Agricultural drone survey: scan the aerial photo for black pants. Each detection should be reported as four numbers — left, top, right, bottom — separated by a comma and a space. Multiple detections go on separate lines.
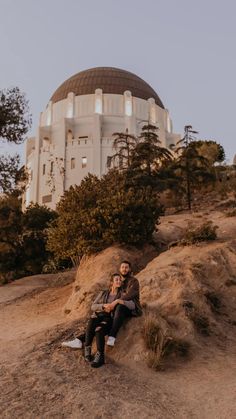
85, 315, 112, 353
109, 304, 132, 338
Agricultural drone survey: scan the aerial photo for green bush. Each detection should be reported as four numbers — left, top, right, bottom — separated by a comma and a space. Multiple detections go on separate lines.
47, 170, 162, 262
0, 197, 56, 280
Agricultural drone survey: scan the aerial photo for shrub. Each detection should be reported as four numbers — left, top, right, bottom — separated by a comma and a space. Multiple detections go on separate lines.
47, 171, 162, 262
180, 221, 218, 245
142, 314, 190, 370
0, 197, 56, 280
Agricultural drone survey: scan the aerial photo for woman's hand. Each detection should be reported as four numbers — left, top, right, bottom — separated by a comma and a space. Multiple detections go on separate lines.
109, 299, 124, 310
103, 304, 112, 313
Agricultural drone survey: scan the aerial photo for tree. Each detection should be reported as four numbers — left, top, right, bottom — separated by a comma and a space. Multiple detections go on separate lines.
0, 197, 56, 282
0, 87, 31, 197
193, 140, 225, 165
173, 126, 213, 210
0, 87, 31, 144
47, 170, 163, 262
127, 124, 172, 189
111, 130, 138, 169
0, 154, 28, 195
20, 204, 57, 275
0, 196, 23, 282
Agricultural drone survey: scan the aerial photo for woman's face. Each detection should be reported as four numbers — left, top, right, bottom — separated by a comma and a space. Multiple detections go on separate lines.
112, 275, 122, 289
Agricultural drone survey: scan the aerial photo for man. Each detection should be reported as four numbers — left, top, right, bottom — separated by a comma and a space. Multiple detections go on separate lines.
105, 260, 142, 347
61, 260, 142, 349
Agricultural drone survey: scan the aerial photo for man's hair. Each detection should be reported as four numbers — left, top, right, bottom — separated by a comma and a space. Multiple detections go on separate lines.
120, 260, 131, 267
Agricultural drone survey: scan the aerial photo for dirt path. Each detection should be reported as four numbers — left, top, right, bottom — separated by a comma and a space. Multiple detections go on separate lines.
0, 278, 236, 418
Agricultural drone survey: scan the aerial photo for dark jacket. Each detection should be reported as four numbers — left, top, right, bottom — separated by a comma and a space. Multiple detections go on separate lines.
120, 275, 142, 316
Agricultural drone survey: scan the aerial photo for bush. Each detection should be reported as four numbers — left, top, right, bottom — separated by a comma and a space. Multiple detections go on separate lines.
180, 221, 218, 245
47, 171, 162, 262
0, 197, 56, 280
142, 314, 190, 370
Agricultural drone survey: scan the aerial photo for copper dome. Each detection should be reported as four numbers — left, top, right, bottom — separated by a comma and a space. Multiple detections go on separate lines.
50, 67, 164, 108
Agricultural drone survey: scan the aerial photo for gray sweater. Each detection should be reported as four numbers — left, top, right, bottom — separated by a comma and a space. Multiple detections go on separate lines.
91, 290, 135, 312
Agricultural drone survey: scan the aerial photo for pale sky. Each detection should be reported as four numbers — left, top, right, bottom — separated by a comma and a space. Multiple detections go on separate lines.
1, 0, 235, 162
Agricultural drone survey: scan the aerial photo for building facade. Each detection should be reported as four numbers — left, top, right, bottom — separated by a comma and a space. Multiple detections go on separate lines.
24, 67, 180, 209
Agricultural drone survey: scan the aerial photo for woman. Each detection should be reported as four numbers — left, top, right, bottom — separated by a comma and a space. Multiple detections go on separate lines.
84, 273, 122, 368
61, 273, 135, 367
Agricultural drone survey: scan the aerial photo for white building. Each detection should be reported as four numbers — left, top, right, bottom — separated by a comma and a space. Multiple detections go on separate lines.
24, 67, 180, 209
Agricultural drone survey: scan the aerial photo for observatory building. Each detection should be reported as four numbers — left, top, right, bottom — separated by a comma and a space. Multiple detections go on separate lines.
25, 67, 180, 209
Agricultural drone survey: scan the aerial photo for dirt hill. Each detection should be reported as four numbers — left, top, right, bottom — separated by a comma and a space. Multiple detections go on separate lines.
0, 209, 236, 418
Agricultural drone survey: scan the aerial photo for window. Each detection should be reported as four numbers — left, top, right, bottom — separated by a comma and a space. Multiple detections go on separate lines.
124, 91, 132, 116
43, 164, 46, 175
71, 158, 75, 169
50, 161, 54, 173
95, 88, 103, 114
82, 157, 87, 168
42, 195, 52, 204
95, 97, 102, 114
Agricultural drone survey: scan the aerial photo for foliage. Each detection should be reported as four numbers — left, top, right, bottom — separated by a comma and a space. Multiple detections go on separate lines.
193, 140, 225, 164
0, 197, 56, 282
0, 196, 22, 282
111, 131, 138, 169
47, 171, 162, 262
173, 137, 213, 210
0, 87, 32, 144
19, 204, 57, 276
0, 86, 31, 198
0, 154, 28, 195
123, 124, 173, 193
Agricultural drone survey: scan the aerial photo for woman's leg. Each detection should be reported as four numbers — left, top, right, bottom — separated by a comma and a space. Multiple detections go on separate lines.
85, 317, 100, 347
95, 318, 112, 353
91, 318, 112, 368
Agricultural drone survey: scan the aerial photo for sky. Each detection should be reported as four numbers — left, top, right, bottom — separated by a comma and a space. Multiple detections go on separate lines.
0, 0, 236, 162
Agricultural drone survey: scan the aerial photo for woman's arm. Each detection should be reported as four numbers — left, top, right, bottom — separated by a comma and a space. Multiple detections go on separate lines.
108, 298, 135, 311
91, 291, 105, 312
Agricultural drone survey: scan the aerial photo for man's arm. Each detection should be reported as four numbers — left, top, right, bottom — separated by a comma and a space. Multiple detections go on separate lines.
120, 278, 140, 301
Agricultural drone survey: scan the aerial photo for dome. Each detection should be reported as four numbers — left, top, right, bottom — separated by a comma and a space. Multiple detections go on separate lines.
50, 67, 164, 108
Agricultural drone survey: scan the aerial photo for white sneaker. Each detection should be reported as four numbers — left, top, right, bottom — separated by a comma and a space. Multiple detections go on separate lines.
61, 338, 82, 349
106, 336, 116, 347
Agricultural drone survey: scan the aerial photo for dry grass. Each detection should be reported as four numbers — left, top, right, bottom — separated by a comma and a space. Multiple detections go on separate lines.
179, 221, 218, 246
142, 314, 190, 370
183, 300, 211, 336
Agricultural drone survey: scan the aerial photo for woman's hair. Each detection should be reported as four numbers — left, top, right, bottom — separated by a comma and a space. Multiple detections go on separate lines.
109, 273, 121, 289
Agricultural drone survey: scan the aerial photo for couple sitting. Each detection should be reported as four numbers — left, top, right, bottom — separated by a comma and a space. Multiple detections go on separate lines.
62, 261, 142, 368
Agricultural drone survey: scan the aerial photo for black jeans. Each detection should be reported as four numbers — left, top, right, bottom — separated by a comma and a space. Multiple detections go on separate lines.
85, 315, 112, 353
109, 304, 132, 338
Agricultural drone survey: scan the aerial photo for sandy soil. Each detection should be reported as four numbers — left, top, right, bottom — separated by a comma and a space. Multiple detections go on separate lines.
1, 212, 236, 418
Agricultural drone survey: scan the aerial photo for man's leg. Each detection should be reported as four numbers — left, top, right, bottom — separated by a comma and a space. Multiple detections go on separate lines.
109, 304, 132, 338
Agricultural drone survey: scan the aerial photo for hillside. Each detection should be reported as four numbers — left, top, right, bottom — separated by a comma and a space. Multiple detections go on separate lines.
0, 209, 236, 418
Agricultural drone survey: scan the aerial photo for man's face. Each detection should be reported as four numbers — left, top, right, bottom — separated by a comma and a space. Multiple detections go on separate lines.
119, 263, 130, 278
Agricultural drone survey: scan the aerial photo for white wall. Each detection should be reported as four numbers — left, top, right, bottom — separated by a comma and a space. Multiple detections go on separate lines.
25, 91, 180, 209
